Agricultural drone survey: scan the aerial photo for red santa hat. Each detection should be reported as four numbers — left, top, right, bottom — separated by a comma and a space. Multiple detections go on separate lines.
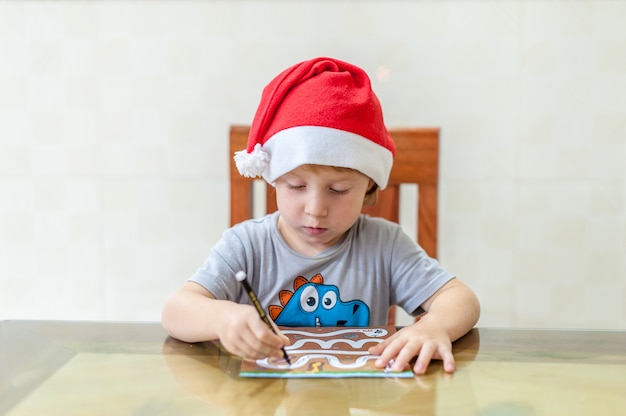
234, 57, 395, 189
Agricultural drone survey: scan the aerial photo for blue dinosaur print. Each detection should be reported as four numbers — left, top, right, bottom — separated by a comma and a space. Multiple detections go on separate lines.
268, 274, 369, 327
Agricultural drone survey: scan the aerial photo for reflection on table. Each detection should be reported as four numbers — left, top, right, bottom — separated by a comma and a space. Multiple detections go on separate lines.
1, 321, 625, 415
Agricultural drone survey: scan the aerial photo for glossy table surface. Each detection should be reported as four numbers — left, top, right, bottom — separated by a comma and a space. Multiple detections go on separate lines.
1, 320, 625, 415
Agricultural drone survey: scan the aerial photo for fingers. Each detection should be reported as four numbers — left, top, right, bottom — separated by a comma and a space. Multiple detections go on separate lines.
243, 323, 287, 359
279, 332, 292, 346
368, 334, 393, 355
412, 341, 437, 374
440, 348, 456, 373
371, 336, 455, 375
372, 337, 404, 370
219, 306, 288, 360
228, 328, 285, 360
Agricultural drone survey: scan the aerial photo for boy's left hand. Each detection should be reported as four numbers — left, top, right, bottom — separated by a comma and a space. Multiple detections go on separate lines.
368, 319, 455, 375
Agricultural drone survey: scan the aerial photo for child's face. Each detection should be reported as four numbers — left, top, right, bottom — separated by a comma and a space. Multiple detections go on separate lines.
274, 164, 372, 256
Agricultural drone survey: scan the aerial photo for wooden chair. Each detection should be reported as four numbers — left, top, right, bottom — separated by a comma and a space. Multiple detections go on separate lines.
229, 125, 440, 324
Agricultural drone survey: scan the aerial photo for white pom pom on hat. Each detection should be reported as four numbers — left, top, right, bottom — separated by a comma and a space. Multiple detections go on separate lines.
234, 57, 396, 189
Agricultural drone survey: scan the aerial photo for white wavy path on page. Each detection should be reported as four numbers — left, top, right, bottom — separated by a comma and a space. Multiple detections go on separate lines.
282, 328, 389, 338
290, 349, 374, 356
283, 327, 388, 350
286, 337, 384, 350
256, 328, 391, 370
256, 353, 381, 370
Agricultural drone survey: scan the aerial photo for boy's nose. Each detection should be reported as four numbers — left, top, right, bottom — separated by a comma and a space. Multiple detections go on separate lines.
304, 194, 328, 217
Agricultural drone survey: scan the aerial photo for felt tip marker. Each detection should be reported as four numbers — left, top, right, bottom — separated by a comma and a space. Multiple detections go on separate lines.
235, 271, 291, 366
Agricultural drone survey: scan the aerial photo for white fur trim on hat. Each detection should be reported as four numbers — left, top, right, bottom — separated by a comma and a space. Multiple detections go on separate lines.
234, 143, 270, 178
260, 126, 393, 189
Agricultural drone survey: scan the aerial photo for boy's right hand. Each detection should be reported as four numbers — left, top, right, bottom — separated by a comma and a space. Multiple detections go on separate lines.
215, 303, 290, 361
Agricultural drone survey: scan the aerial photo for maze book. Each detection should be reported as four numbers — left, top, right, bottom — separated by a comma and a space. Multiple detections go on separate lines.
239, 326, 414, 378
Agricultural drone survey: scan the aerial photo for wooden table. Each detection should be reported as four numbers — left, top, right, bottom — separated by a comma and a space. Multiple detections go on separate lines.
1, 320, 625, 415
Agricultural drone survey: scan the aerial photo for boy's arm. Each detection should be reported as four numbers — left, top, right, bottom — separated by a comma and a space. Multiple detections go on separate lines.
419, 277, 481, 342
161, 281, 290, 360
161, 281, 227, 343
370, 278, 480, 374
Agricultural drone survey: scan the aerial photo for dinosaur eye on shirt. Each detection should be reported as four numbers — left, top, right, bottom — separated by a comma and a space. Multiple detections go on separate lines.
299, 285, 318, 312
321, 291, 337, 310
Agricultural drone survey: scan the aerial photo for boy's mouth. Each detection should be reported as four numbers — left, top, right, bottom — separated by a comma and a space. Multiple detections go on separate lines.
303, 226, 327, 236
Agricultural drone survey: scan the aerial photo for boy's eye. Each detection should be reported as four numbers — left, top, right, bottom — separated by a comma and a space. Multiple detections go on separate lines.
288, 184, 305, 190
330, 188, 349, 195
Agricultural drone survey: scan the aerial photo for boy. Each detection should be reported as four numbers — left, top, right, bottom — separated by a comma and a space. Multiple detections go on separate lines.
162, 57, 480, 374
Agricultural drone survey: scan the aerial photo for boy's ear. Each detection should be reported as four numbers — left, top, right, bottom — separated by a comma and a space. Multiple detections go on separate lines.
363, 182, 378, 206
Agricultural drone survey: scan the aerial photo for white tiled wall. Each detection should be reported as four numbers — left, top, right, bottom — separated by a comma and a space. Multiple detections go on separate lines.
1, 1, 625, 329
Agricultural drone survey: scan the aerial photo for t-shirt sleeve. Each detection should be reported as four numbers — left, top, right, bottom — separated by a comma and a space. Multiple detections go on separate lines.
187, 227, 248, 302
388, 224, 455, 316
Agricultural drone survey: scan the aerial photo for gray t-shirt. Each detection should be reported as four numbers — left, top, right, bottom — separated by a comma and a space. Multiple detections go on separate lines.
189, 212, 454, 327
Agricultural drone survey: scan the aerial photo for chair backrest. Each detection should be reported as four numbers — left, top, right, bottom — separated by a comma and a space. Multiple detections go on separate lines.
229, 125, 440, 258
